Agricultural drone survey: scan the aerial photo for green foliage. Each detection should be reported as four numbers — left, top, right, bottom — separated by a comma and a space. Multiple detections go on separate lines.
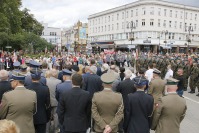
0, 0, 50, 52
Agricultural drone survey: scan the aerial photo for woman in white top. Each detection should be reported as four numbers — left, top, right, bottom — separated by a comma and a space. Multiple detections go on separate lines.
164, 64, 173, 80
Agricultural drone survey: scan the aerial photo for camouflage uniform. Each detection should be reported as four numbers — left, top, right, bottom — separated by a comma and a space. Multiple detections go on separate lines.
189, 63, 199, 93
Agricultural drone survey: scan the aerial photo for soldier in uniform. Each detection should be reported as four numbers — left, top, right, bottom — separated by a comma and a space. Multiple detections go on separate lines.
189, 62, 199, 94
56, 69, 72, 102
24, 60, 46, 86
9, 61, 21, 79
19, 64, 29, 76
183, 58, 190, 91
0, 72, 37, 133
124, 76, 154, 133
151, 78, 187, 133
148, 69, 165, 104
25, 68, 51, 133
92, 72, 124, 133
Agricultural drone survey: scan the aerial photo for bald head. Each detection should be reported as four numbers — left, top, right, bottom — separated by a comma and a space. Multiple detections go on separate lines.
0, 70, 9, 81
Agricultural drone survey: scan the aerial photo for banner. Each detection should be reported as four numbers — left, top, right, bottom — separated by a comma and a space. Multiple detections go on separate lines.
104, 49, 115, 54
79, 28, 87, 39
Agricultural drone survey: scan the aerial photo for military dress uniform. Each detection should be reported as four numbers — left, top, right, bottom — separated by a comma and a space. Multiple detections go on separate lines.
151, 78, 187, 133
0, 73, 37, 133
148, 69, 165, 104
92, 72, 124, 133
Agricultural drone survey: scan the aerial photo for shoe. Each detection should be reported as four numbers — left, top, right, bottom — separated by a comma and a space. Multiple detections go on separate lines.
196, 93, 199, 96
184, 87, 187, 91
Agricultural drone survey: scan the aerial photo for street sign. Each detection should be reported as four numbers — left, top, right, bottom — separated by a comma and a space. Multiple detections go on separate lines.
6, 46, 12, 49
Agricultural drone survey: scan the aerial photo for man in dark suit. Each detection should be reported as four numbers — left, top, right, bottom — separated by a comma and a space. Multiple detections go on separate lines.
82, 66, 103, 97
117, 69, 136, 131
58, 74, 91, 133
0, 70, 12, 102
124, 76, 154, 133
25, 68, 51, 133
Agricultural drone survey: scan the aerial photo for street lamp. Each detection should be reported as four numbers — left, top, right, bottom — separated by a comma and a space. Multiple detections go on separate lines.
161, 30, 168, 53
127, 21, 136, 46
185, 24, 193, 54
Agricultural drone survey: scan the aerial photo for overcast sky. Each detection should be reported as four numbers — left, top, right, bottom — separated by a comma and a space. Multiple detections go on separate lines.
21, 0, 198, 28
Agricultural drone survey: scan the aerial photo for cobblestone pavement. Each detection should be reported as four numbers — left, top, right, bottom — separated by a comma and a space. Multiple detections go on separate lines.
151, 88, 199, 133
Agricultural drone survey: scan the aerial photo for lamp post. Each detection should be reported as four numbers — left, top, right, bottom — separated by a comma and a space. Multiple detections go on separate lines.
127, 21, 136, 46
185, 24, 193, 54
161, 30, 168, 54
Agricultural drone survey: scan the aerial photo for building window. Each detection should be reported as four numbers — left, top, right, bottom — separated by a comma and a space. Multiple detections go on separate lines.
105, 25, 106, 31
112, 24, 114, 30
195, 14, 197, 20
142, 19, 145, 26
98, 18, 100, 24
122, 22, 124, 29
175, 11, 178, 18
126, 33, 129, 39
142, 8, 146, 15
180, 22, 182, 29
170, 10, 172, 17
108, 25, 110, 31
194, 24, 197, 30
105, 17, 106, 23
95, 27, 97, 33
136, 20, 138, 27
164, 9, 167, 16
131, 10, 133, 17
168, 33, 171, 39
150, 19, 154, 26
117, 23, 119, 30
112, 15, 114, 21
158, 8, 161, 16
185, 12, 188, 19
181, 11, 183, 19
169, 21, 172, 28
163, 20, 166, 27
98, 27, 100, 32
96, 19, 97, 25
158, 19, 161, 27
172, 33, 175, 39
136, 9, 138, 16
108, 16, 110, 22
93, 28, 94, 33
174, 21, 177, 28
50, 32, 56, 36
117, 13, 119, 20
126, 11, 129, 18
150, 7, 154, 15
190, 13, 192, 20
101, 26, 103, 32
122, 12, 124, 19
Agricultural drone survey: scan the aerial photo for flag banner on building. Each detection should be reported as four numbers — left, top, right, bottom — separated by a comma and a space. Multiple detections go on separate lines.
104, 49, 115, 54
79, 28, 87, 39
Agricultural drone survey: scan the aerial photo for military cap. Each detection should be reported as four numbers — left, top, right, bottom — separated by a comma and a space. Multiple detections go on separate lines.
153, 68, 161, 74
133, 76, 148, 87
25, 60, 30, 65
72, 65, 79, 72
101, 73, 115, 84
166, 77, 179, 85
29, 60, 41, 68
62, 69, 72, 76
10, 72, 26, 81
20, 64, 27, 70
13, 61, 21, 67
30, 68, 42, 79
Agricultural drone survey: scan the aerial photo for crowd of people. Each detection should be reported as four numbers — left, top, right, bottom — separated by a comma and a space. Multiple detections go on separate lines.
0, 50, 194, 133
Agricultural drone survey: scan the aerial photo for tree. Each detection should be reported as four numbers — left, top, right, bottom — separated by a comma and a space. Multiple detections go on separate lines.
21, 8, 44, 36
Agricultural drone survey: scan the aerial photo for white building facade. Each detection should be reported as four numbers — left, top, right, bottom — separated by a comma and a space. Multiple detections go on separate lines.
88, 0, 199, 53
41, 22, 62, 47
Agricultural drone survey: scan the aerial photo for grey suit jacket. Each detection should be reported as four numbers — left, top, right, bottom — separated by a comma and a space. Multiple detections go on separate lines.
46, 77, 62, 107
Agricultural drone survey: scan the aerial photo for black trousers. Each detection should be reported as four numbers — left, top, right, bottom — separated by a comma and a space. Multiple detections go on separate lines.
35, 124, 46, 133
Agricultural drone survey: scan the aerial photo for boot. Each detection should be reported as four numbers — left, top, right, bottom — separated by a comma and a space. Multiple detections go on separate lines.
184, 87, 187, 91
196, 93, 199, 96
